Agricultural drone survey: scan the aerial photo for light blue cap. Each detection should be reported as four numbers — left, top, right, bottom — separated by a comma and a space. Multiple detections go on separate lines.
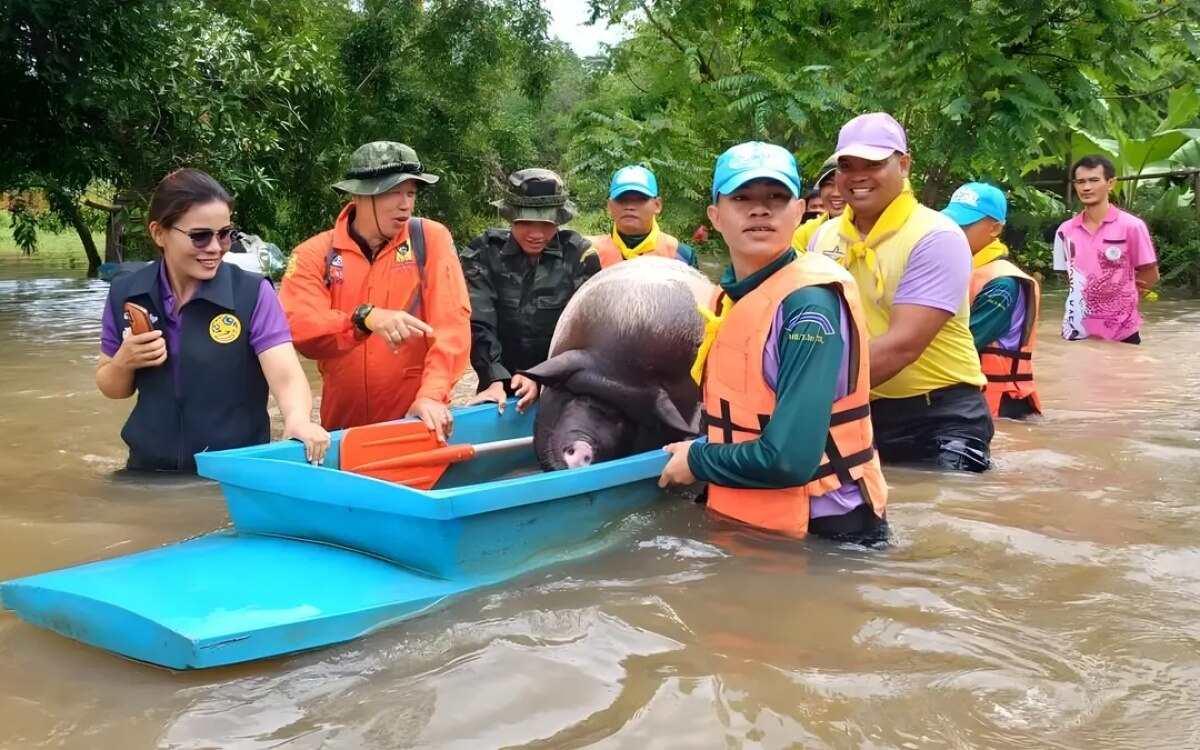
609, 165, 659, 200
942, 182, 1007, 225
711, 142, 802, 203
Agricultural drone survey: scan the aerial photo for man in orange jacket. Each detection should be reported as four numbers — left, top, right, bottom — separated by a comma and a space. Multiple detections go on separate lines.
278, 142, 471, 438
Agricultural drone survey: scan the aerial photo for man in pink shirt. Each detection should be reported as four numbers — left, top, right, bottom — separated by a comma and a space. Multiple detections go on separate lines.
1053, 155, 1159, 344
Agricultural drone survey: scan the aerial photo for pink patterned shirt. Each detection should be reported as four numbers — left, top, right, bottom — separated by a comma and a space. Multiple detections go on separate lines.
1052, 206, 1157, 342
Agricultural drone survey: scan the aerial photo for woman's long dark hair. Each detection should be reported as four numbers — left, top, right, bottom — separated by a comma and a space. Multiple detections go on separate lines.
147, 169, 233, 229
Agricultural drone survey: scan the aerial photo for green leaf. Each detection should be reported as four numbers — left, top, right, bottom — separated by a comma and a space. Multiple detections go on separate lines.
1163, 86, 1200, 131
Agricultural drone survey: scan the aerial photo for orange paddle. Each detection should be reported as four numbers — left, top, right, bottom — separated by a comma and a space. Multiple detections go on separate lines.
340, 420, 534, 489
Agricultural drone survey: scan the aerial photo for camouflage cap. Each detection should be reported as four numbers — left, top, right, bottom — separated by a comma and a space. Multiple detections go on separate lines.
816, 156, 837, 187
491, 168, 577, 225
332, 141, 439, 195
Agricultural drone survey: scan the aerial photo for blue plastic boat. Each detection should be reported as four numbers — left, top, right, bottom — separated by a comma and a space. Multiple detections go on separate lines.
0, 401, 670, 670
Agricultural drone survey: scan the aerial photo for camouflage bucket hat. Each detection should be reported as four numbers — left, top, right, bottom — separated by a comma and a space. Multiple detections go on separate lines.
491, 168, 577, 225
816, 156, 838, 187
332, 141, 440, 195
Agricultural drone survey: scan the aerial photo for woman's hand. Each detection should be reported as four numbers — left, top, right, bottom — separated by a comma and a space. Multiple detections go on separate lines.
114, 329, 168, 371
467, 380, 510, 413
283, 420, 331, 465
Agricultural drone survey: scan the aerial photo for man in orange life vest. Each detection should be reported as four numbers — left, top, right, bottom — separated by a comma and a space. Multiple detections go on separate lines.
278, 142, 471, 439
587, 165, 699, 269
942, 183, 1041, 420
658, 141, 889, 546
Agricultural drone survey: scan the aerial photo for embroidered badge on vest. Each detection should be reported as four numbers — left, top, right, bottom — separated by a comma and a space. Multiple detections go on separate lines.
284, 253, 298, 278
209, 314, 243, 344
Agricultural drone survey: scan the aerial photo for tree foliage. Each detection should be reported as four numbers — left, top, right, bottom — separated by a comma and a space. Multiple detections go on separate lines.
0, 0, 562, 273
574, 0, 1200, 226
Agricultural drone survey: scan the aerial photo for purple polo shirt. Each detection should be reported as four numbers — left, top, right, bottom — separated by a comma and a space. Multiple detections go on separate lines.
809, 227, 972, 315
101, 263, 292, 391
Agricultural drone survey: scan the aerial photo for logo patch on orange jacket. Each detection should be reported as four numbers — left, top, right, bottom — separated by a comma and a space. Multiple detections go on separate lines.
394, 240, 413, 265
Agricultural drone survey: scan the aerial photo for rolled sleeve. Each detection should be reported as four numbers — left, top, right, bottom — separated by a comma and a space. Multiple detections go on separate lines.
892, 229, 972, 313
100, 299, 122, 357
248, 279, 293, 355
1128, 216, 1158, 267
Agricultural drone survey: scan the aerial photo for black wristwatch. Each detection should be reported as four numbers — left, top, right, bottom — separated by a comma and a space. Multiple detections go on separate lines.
352, 303, 375, 334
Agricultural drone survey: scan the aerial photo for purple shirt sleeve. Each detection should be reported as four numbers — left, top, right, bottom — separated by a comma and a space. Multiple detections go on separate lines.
100, 298, 122, 357
1128, 215, 1158, 267
248, 279, 293, 355
891, 228, 971, 314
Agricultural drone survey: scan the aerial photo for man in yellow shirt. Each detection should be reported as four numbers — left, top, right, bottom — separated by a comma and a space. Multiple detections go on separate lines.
792, 157, 845, 254
812, 113, 993, 472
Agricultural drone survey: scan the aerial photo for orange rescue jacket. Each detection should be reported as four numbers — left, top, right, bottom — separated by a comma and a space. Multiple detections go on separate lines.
969, 258, 1041, 417
278, 205, 471, 430
703, 256, 887, 538
589, 232, 682, 268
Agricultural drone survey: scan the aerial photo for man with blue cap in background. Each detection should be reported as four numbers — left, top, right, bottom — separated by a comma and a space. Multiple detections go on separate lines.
658, 141, 888, 546
588, 164, 698, 268
943, 183, 1042, 420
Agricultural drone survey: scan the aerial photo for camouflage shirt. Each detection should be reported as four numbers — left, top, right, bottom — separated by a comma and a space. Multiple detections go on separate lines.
459, 228, 601, 390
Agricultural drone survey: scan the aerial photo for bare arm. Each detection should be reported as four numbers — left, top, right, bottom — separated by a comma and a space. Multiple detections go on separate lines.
258, 342, 330, 464
257, 342, 314, 429
869, 303, 953, 387
96, 330, 167, 399
96, 353, 136, 399
1136, 263, 1159, 292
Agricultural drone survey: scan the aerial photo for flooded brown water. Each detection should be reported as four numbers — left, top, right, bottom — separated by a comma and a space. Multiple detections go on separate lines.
1, 267, 1199, 749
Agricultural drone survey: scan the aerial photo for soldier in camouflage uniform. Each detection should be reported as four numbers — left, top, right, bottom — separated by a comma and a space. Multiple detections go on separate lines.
461, 169, 601, 413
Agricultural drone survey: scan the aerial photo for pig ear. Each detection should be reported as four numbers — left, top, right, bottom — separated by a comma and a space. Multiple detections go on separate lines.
519, 349, 594, 387
652, 388, 697, 435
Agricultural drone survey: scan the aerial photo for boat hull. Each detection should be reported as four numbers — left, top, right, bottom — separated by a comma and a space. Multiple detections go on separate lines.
0, 402, 671, 669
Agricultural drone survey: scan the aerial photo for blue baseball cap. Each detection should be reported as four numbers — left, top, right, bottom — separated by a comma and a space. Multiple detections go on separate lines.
942, 182, 1007, 225
711, 142, 802, 203
609, 165, 659, 200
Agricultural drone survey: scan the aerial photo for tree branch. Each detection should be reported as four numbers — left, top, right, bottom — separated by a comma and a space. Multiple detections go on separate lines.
624, 69, 650, 96
1099, 79, 1182, 100
638, 1, 716, 81
1136, 3, 1180, 22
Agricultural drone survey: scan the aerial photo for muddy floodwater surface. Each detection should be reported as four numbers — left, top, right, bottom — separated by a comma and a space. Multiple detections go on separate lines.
1, 271, 1198, 749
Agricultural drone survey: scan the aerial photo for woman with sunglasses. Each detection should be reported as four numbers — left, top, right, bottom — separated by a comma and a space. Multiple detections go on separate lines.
96, 169, 330, 472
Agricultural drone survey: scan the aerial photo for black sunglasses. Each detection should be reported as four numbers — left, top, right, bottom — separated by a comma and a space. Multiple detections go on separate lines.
171, 225, 236, 250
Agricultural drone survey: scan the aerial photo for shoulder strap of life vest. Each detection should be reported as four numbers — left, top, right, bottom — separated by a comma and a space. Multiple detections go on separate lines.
405, 218, 428, 316
323, 220, 428, 316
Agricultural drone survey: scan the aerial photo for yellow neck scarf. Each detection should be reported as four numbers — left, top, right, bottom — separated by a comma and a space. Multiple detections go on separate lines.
612, 217, 661, 260
837, 190, 918, 299
972, 238, 1009, 269
690, 294, 734, 385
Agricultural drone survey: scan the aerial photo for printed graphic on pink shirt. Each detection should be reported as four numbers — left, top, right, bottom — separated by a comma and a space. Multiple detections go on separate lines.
1053, 208, 1155, 342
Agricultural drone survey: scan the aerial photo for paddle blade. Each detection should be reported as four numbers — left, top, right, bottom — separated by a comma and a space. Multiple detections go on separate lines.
340, 421, 440, 469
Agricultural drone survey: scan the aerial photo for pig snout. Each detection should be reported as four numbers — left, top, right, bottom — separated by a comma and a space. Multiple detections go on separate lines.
562, 440, 595, 469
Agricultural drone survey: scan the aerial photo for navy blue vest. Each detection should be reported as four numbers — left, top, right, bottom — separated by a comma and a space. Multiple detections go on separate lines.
107, 260, 270, 472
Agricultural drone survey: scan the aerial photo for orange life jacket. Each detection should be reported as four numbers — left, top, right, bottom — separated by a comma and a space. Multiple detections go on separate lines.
589, 232, 682, 268
969, 258, 1041, 417
702, 254, 887, 538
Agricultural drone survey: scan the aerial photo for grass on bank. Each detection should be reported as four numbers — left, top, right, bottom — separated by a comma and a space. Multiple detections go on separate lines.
0, 213, 102, 273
